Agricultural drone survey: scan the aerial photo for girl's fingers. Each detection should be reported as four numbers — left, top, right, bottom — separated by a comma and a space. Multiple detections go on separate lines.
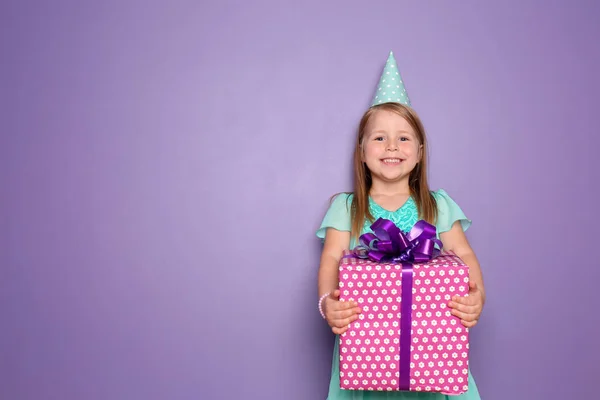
469, 281, 479, 292
451, 295, 477, 306
327, 297, 357, 309
450, 308, 476, 322
462, 319, 478, 328
336, 307, 361, 319
449, 302, 478, 314
335, 315, 359, 328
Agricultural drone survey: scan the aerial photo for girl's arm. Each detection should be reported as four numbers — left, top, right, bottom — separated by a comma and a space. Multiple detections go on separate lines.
440, 221, 486, 326
318, 228, 361, 334
318, 228, 350, 297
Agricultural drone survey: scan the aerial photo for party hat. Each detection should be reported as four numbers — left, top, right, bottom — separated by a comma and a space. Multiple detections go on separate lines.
371, 51, 411, 107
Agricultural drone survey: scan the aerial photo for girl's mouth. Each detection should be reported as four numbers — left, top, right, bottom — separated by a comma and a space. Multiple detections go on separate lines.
381, 158, 403, 165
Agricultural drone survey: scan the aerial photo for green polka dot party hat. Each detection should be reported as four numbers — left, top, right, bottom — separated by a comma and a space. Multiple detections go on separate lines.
371, 51, 411, 107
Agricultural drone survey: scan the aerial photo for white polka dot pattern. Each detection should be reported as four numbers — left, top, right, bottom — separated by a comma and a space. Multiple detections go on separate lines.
338, 251, 470, 395
371, 51, 411, 107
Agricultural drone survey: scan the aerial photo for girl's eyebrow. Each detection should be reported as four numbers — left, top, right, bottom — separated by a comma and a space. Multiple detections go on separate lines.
368, 129, 414, 137
396, 130, 414, 136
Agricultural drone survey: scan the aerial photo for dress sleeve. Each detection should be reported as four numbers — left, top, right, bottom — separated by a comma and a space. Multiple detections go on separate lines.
316, 193, 353, 241
433, 189, 472, 234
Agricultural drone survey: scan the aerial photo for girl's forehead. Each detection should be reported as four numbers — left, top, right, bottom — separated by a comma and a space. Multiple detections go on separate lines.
369, 110, 408, 125
365, 111, 415, 135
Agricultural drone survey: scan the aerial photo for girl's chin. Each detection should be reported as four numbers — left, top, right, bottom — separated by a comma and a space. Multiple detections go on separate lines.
370, 173, 409, 183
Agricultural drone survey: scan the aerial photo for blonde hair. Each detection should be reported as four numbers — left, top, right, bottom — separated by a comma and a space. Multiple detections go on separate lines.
347, 102, 438, 242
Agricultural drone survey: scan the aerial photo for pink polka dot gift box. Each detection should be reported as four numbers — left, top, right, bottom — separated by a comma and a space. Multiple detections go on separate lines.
338, 218, 470, 395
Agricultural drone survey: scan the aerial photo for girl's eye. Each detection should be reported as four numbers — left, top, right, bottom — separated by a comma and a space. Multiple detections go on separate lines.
400, 137, 409, 141
374, 137, 384, 141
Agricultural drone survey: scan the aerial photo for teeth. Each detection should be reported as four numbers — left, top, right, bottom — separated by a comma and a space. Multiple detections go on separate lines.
383, 159, 401, 164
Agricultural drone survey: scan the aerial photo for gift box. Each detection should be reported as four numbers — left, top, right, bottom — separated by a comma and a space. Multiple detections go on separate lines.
338, 219, 470, 395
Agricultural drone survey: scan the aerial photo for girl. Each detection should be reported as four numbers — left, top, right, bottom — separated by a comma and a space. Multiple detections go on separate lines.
316, 102, 485, 399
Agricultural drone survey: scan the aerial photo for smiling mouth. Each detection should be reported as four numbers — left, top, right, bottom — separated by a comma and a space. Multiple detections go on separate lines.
381, 158, 403, 165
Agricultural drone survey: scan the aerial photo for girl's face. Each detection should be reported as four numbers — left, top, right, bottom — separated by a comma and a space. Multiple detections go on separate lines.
361, 109, 422, 185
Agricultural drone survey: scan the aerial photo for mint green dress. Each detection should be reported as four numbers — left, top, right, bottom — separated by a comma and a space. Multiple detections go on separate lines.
316, 189, 482, 399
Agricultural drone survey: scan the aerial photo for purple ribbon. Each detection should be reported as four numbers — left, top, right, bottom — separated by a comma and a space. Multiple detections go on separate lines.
349, 218, 442, 391
351, 218, 442, 264
399, 262, 413, 391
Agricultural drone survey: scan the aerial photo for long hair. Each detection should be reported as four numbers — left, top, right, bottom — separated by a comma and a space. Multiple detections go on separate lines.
349, 102, 438, 242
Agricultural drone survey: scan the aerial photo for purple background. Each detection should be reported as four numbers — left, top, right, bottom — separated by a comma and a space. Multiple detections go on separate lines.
2, 1, 599, 399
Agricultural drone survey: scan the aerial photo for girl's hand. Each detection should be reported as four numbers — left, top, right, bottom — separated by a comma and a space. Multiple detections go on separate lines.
448, 281, 484, 328
324, 289, 362, 335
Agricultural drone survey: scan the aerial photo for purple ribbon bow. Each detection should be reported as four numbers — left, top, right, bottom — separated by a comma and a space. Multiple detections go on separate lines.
352, 218, 443, 263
